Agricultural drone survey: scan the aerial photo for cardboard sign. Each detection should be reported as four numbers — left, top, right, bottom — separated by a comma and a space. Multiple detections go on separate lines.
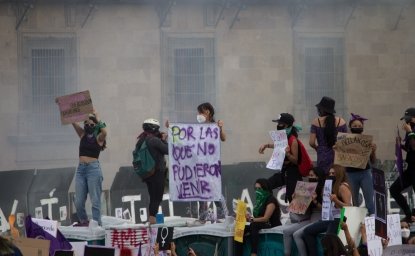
156, 227, 174, 250
372, 168, 387, 239
56, 90, 93, 125
266, 130, 288, 170
288, 181, 317, 214
234, 200, 247, 243
168, 123, 222, 201
322, 179, 333, 221
13, 237, 50, 256
365, 216, 383, 256
387, 214, 402, 246
334, 132, 373, 169
32, 217, 58, 238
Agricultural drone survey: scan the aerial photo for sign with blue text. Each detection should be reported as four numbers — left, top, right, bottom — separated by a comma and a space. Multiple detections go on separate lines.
168, 123, 222, 201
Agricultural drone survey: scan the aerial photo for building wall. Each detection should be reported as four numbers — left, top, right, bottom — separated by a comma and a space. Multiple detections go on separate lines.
0, 2, 414, 189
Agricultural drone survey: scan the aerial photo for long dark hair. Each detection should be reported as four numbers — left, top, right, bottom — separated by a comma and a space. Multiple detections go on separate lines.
323, 113, 336, 147
255, 178, 272, 193
197, 102, 215, 122
0, 236, 16, 255
88, 115, 107, 150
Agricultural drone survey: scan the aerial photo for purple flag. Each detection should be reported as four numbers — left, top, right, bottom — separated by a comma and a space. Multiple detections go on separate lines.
137, 242, 141, 256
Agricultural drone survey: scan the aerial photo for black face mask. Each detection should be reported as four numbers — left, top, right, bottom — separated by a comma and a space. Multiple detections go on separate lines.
350, 127, 363, 134
308, 178, 318, 183
84, 126, 94, 134
277, 125, 285, 130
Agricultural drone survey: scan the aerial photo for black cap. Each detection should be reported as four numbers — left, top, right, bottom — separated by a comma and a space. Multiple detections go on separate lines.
400, 108, 415, 121
272, 113, 295, 126
316, 96, 336, 114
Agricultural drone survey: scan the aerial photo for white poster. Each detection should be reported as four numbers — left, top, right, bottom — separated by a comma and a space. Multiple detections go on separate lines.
266, 130, 288, 170
32, 217, 58, 238
321, 179, 333, 221
387, 214, 402, 246
168, 123, 221, 201
365, 216, 383, 256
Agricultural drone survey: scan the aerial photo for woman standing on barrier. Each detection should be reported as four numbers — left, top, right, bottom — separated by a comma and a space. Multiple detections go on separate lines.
309, 96, 347, 174
72, 111, 107, 226
234, 178, 281, 256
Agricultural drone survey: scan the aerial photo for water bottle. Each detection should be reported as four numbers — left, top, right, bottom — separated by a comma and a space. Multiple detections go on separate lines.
156, 213, 164, 224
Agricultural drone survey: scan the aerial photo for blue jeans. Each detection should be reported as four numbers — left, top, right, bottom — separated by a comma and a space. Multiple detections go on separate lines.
75, 160, 103, 225
346, 169, 375, 215
303, 219, 339, 256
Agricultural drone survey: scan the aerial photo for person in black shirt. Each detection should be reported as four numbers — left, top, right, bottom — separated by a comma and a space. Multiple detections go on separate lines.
136, 118, 168, 224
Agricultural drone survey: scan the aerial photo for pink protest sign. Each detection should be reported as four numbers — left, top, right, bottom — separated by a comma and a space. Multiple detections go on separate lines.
56, 90, 93, 125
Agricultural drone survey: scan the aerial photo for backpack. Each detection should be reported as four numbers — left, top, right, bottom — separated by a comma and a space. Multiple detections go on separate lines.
288, 136, 313, 177
132, 138, 156, 179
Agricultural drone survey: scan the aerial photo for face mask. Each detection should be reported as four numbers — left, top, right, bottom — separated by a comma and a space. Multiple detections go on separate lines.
402, 228, 410, 239
308, 178, 317, 183
350, 127, 364, 134
84, 125, 94, 134
197, 114, 206, 123
277, 125, 285, 130
255, 188, 268, 198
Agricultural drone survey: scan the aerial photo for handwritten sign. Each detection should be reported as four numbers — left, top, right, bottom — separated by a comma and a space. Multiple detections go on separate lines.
334, 132, 373, 169
31, 217, 58, 238
288, 181, 317, 214
322, 180, 333, 221
56, 90, 93, 125
383, 245, 415, 256
168, 123, 221, 201
365, 216, 383, 256
266, 130, 288, 170
387, 214, 402, 246
234, 200, 246, 243
372, 168, 387, 239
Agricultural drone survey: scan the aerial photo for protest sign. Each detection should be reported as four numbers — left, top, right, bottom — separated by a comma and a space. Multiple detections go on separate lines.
56, 90, 93, 125
334, 132, 373, 169
365, 216, 383, 256
234, 200, 247, 243
266, 130, 288, 170
168, 123, 221, 201
382, 245, 415, 256
337, 206, 367, 246
387, 214, 402, 246
322, 179, 333, 221
156, 227, 174, 250
288, 181, 317, 214
31, 217, 58, 238
372, 168, 387, 239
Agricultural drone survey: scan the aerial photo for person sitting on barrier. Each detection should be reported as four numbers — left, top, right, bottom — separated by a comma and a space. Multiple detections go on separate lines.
303, 165, 352, 256
234, 178, 282, 256
283, 167, 325, 256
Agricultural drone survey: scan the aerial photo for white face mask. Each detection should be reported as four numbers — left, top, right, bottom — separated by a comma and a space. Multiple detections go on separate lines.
402, 228, 410, 239
197, 114, 206, 123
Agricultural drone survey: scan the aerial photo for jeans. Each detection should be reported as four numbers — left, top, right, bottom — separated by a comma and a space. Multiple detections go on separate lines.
346, 169, 375, 215
389, 167, 415, 219
293, 211, 321, 256
303, 218, 339, 256
75, 160, 103, 225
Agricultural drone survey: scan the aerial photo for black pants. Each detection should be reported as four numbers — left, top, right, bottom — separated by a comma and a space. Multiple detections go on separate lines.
267, 164, 301, 202
389, 168, 415, 219
234, 222, 272, 255
144, 170, 165, 217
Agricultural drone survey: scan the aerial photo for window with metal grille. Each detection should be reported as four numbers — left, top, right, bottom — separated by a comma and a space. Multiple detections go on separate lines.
294, 36, 345, 126
20, 35, 77, 134
162, 36, 216, 122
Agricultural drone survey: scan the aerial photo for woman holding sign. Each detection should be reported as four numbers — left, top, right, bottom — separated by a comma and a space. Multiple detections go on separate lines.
234, 178, 281, 256
72, 112, 107, 226
259, 113, 302, 202
303, 165, 352, 256
345, 113, 377, 216
309, 96, 347, 174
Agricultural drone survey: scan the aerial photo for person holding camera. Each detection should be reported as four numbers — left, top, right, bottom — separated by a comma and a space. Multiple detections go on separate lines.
390, 108, 415, 223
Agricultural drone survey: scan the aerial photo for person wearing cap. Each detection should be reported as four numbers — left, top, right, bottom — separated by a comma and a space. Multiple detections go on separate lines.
72, 110, 107, 226
309, 96, 347, 174
345, 113, 377, 216
389, 108, 415, 223
259, 113, 302, 202
136, 118, 168, 224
